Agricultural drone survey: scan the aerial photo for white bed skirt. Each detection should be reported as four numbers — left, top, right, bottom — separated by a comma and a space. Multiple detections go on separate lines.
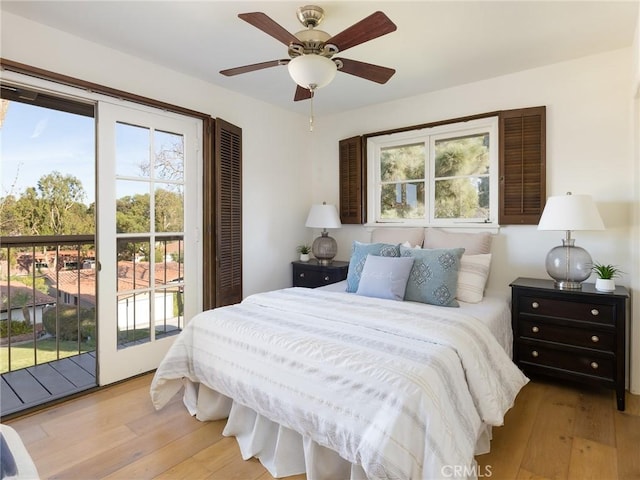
183, 380, 492, 479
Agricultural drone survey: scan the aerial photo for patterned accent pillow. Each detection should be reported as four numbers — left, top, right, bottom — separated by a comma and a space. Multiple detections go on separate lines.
356, 254, 415, 301
346, 241, 401, 293
457, 254, 492, 303
400, 246, 465, 307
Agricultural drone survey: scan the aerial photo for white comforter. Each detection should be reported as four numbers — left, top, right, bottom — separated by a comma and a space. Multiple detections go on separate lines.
151, 288, 528, 479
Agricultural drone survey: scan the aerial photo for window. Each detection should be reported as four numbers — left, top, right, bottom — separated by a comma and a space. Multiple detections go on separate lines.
367, 117, 498, 226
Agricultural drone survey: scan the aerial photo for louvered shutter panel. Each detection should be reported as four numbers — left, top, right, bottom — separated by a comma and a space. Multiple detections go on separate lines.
214, 119, 242, 306
203, 117, 215, 311
339, 136, 365, 224
499, 106, 546, 225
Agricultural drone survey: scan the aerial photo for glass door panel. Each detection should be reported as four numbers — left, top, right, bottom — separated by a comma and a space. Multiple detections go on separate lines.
97, 101, 201, 385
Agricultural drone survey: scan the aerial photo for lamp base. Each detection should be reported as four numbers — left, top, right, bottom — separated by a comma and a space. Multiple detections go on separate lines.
312, 231, 337, 265
553, 280, 583, 290
545, 238, 592, 290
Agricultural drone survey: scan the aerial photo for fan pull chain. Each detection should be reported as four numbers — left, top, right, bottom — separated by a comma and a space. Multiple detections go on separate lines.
308, 86, 316, 132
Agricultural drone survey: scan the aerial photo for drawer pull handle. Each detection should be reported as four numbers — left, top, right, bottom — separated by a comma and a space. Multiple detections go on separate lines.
591, 335, 600, 343
299, 273, 305, 278
532, 326, 539, 333
324, 276, 330, 281
531, 350, 539, 358
591, 309, 599, 316
531, 302, 539, 309
591, 362, 599, 369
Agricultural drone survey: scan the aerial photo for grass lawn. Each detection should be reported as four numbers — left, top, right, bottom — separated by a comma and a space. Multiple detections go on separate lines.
0, 338, 95, 374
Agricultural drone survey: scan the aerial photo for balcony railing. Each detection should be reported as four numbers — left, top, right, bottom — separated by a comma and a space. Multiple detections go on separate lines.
0, 235, 96, 374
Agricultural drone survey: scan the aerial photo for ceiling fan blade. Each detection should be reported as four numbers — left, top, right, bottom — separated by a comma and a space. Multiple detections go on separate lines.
220, 59, 289, 76
238, 12, 300, 46
294, 85, 313, 102
335, 58, 395, 84
326, 11, 397, 53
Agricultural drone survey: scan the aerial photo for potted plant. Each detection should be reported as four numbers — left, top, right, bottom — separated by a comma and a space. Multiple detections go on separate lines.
297, 244, 311, 262
591, 262, 623, 292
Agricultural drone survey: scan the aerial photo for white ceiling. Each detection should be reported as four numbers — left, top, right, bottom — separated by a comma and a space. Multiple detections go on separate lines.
2, 1, 638, 116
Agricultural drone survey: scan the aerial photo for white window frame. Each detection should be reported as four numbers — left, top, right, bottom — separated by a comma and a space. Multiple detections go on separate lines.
366, 117, 499, 227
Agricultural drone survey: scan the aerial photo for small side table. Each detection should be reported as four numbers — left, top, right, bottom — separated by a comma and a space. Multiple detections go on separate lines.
510, 277, 629, 411
292, 260, 349, 288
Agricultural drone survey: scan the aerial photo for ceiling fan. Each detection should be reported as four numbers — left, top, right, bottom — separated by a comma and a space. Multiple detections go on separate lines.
220, 5, 397, 102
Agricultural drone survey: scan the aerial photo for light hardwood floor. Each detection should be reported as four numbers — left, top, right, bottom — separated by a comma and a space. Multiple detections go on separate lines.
5, 373, 640, 479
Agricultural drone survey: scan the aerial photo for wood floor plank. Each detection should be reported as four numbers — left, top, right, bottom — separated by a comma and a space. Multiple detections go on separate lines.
192, 435, 239, 466
50, 407, 211, 479
36, 379, 158, 437
614, 409, 640, 479
206, 456, 270, 480
520, 383, 578, 479
33, 424, 138, 477
567, 437, 617, 480
154, 436, 238, 479
623, 390, 640, 416
572, 388, 616, 447
516, 467, 553, 479
102, 420, 224, 479
476, 381, 545, 479
154, 459, 214, 480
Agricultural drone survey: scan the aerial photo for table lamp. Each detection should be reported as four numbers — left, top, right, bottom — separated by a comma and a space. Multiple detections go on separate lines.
537, 192, 604, 289
305, 202, 341, 265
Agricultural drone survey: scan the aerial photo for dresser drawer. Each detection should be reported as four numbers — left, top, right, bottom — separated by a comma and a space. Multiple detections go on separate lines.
292, 261, 349, 288
519, 295, 614, 325
518, 342, 614, 380
519, 319, 615, 351
294, 269, 335, 287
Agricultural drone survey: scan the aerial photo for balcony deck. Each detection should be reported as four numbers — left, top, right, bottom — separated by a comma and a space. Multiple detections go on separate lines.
1, 352, 97, 418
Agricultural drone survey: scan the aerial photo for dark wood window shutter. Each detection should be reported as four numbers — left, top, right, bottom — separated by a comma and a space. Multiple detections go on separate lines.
499, 106, 546, 225
339, 136, 365, 224
213, 118, 242, 307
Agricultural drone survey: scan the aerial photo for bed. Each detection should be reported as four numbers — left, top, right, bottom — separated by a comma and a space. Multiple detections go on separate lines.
151, 228, 529, 480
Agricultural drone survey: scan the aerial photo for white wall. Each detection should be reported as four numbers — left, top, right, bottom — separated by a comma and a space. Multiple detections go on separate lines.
1, 12, 311, 297
631, 7, 640, 395
312, 48, 639, 392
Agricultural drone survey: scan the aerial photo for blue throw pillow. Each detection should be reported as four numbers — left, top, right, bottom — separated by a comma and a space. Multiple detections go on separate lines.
346, 241, 401, 293
356, 255, 415, 301
400, 246, 465, 307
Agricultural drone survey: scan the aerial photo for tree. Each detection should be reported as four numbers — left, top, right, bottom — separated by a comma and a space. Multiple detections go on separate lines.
154, 188, 183, 232
0, 172, 94, 236
37, 171, 87, 234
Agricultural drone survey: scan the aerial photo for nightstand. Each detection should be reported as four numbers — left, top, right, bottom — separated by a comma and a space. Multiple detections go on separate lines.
292, 260, 349, 288
510, 277, 629, 411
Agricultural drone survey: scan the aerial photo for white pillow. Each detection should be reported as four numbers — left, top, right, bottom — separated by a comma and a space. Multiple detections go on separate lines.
424, 228, 492, 255
456, 254, 492, 303
356, 254, 415, 301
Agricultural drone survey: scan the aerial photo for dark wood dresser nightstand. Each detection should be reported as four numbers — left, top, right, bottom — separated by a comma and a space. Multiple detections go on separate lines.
510, 277, 629, 411
292, 260, 349, 288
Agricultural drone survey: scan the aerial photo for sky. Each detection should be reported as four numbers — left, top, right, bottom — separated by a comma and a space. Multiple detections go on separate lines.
1, 100, 96, 204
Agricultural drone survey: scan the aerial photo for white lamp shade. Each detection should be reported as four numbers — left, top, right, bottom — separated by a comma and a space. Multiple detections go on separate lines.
537, 193, 604, 231
305, 204, 341, 229
288, 55, 337, 90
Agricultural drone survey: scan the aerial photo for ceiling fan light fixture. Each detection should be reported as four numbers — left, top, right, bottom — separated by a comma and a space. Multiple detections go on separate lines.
287, 54, 337, 90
